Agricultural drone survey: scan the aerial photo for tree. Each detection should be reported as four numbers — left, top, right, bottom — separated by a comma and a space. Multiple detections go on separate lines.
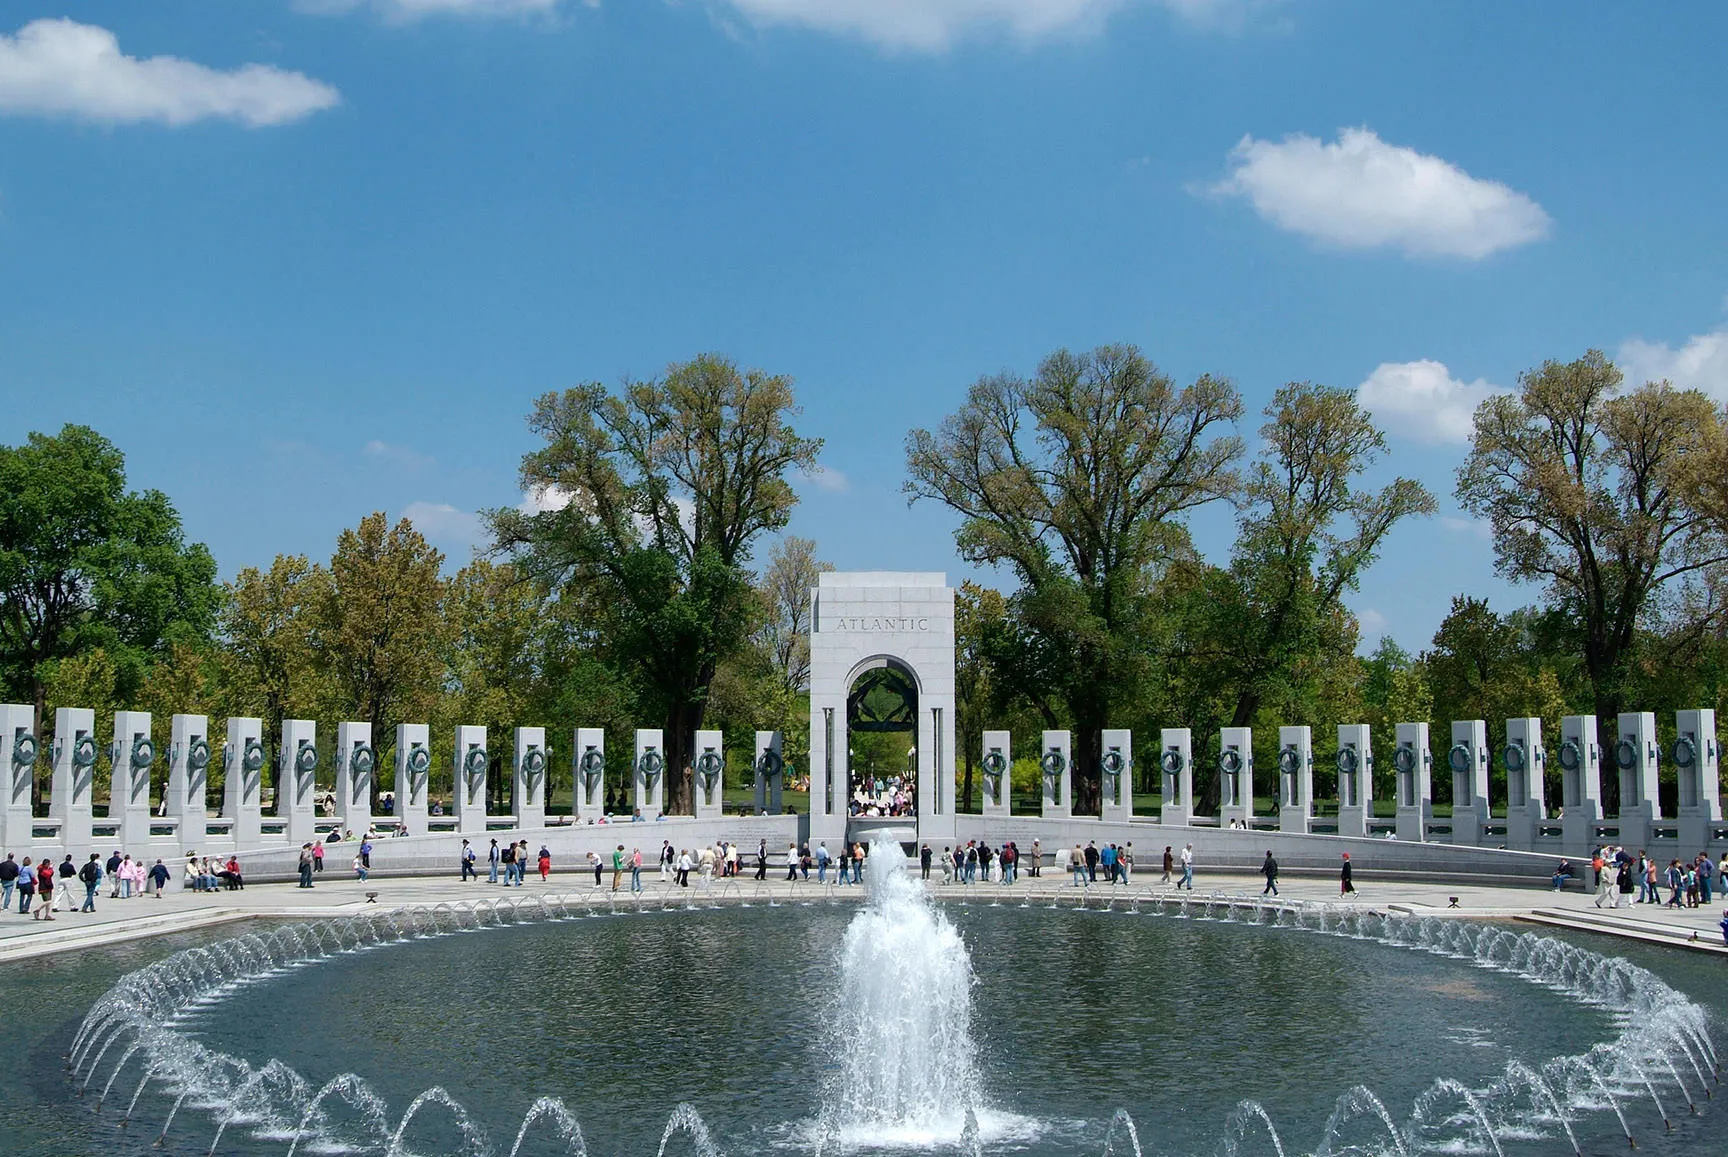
755, 536, 831, 699
0, 424, 220, 737
1359, 637, 1434, 802
906, 344, 1243, 812
1220, 383, 1434, 729
491, 354, 821, 812
439, 559, 546, 811
953, 582, 1020, 812
1456, 352, 1728, 809
222, 555, 329, 800
317, 512, 447, 798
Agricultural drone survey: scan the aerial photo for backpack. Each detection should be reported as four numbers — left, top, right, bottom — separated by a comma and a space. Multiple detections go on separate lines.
501, 846, 515, 864
79, 860, 99, 885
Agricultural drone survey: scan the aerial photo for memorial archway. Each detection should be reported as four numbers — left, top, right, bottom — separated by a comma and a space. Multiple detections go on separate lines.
806, 573, 957, 848
844, 658, 919, 817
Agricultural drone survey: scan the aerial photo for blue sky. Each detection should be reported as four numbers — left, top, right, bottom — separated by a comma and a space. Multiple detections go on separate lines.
3, 1, 1726, 654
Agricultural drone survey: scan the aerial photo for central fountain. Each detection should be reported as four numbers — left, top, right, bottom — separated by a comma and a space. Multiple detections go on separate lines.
813, 838, 996, 1151
51, 861, 1724, 1157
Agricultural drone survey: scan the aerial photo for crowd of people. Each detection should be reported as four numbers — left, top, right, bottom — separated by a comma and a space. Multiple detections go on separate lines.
0, 848, 235, 918
848, 775, 915, 818
1582, 846, 1726, 910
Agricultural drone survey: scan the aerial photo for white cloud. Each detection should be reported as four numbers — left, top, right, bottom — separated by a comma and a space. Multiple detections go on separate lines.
362, 439, 434, 471
297, 0, 563, 20
1439, 516, 1491, 540
1211, 127, 1550, 259
1618, 329, 1728, 402
517, 484, 575, 513
1357, 608, 1388, 635
1356, 359, 1509, 445
0, 19, 339, 127
797, 464, 850, 493
714, 0, 1250, 52
402, 501, 486, 550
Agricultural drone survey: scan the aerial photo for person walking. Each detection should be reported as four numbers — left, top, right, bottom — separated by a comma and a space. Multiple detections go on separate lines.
353, 851, 368, 882
611, 844, 625, 891
15, 856, 35, 913
151, 859, 172, 896
311, 840, 324, 875
676, 849, 692, 887
660, 840, 674, 883
1070, 843, 1087, 887
488, 838, 502, 884
1179, 844, 1194, 890
33, 858, 55, 920
1340, 853, 1356, 895
630, 847, 642, 892
539, 846, 552, 882
0, 853, 16, 911
460, 839, 477, 881
785, 842, 800, 882
919, 843, 932, 881
816, 843, 831, 884
55, 855, 78, 912
1261, 851, 1279, 896
297, 843, 315, 888
107, 849, 123, 898
79, 854, 102, 912
755, 839, 768, 881
1161, 846, 1174, 885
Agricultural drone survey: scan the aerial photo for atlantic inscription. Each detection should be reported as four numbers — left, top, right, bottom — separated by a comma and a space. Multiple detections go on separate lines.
828, 616, 932, 632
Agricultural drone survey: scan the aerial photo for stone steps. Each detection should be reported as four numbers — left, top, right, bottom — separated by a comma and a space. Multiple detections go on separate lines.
1515, 908, 1728, 956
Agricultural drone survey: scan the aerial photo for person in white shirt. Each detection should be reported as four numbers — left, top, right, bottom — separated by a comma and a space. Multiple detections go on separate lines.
1179, 843, 1195, 890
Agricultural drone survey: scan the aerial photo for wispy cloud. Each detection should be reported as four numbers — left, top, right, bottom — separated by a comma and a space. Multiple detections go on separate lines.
297, 0, 563, 20
1357, 359, 1509, 445
1439, 516, 1491, 540
797, 464, 850, 493
362, 439, 434, 471
712, 0, 1260, 53
0, 19, 339, 127
1210, 128, 1550, 259
402, 501, 486, 551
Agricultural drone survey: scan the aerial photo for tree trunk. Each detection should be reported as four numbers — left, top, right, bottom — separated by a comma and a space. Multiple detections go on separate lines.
1072, 716, 1104, 816
31, 682, 45, 814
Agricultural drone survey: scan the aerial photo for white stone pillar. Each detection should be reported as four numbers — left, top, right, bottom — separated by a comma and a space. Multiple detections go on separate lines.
1336, 724, 1372, 837
1613, 712, 1660, 848
222, 717, 265, 849
979, 730, 1010, 816
1160, 727, 1193, 827
752, 730, 783, 815
1100, 729, 1132, 822
633, 728, 665, 819
51, 708, 97, 853
1, 704, 39, 852
1040, 730, 1072, 819
334, 721, 375, 835
1218, 726, 1253, 828
1277, 725, 1312, 833
1393, 722, 1432, 842
167, 714, 210, 854
1502, 717, 1546, 849
573, 727, 605, 819
1447, 720, 1490, 845
693, 728, 724, 819
453, 725, 488, 833
513, 726, 548, 829
1673, 709, 1719, 851
278, 719, 319, 846
111, 710, 156, 848
394, 723, 430, 835
1556, 715, 1602, 854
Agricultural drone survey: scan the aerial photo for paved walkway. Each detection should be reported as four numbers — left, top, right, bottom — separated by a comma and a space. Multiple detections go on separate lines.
2, 866, 1724, 963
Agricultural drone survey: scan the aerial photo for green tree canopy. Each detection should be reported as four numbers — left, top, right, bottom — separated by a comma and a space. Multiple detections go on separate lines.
1457, 351, 1728, 800
906, 344, 1243, 812
491, 354, 821, 811
0, 424, 220, 725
